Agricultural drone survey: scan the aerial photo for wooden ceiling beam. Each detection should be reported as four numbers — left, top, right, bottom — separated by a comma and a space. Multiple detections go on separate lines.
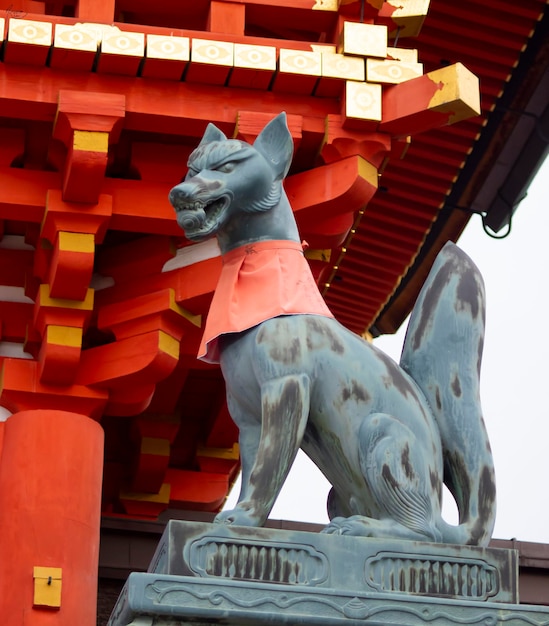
0, 63, 338, 136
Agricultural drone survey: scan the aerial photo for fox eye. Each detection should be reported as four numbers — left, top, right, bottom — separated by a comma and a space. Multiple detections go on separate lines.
218, 162, 235, 173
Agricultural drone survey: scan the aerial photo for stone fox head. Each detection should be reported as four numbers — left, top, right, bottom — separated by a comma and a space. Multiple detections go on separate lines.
169, 113, 294, 243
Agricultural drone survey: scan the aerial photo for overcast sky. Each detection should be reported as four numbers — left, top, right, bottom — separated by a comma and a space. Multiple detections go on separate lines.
225, 156, 549, 545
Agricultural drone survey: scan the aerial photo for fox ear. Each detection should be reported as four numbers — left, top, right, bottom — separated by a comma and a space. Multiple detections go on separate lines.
253, 112, 294, 181
199, 123, 227, 146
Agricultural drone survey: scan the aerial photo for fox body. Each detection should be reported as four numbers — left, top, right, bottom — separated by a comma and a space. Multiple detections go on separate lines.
169, 113, 496, 545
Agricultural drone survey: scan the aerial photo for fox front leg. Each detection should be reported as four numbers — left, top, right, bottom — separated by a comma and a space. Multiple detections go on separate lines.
215, 374, 310, 527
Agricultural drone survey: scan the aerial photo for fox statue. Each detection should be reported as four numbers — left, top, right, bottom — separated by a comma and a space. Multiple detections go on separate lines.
169, 112, 496, 546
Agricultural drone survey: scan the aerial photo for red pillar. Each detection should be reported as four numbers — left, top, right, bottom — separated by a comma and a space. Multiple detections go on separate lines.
0, 410, 104, 625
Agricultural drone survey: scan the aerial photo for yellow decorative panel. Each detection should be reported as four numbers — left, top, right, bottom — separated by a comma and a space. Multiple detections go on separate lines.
101, 30, 145, 57
304, 249, 332, 262
341, 22, 387, 58
197, 443, 240, 460
147, 34, 189, 61
279, 49, 321, 76
120, 483, 171, 503
387, 47, 418, 62
234, 44, 276, 70
322, 52, 365, 81
428, 63, 481, 122
313, 0, 338, 10
366, 58, 423, 83
386, 0, 431, 37
311, 44, 336, 54
54, 24, 99, 51
345, 81, 382, 122
8, 19, 52, 46
46, 325, 82, 348
192, 39, 234, 66
159, 331, 179, 360
73, 130, 109, 153
58, 231, 95, 253
33, 567, 62, 609
38, 284, 94, 310
141, 437, 171, 456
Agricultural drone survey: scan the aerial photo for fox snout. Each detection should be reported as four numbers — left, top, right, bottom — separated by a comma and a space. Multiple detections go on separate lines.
169, 182, 191, 208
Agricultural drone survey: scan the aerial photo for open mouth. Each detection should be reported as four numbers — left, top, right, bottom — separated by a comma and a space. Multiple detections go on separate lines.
174, 195, 230, 240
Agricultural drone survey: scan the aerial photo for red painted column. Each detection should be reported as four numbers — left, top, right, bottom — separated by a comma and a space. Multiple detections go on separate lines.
0, 410, 104, 625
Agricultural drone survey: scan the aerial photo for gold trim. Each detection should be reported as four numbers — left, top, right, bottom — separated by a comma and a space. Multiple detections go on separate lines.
428, 63, 481, 122
73, 130, 109, 152
159, 331, 179, 360
46, 325, 82, 348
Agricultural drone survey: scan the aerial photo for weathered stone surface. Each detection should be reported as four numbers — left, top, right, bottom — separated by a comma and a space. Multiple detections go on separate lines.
108, 521, 549, 626
151, 521, 517, 602
168, 113, 496, 546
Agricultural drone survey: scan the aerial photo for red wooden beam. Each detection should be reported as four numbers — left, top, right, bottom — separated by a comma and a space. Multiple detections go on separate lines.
0, 64, 339, 136
380, 63, 481, 137
0, 358, 108, 419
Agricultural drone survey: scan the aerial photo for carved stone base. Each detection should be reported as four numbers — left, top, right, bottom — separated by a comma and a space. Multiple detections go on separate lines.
108, 521, 549, 626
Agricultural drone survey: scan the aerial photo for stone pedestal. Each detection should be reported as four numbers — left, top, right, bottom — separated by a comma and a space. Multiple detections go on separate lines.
108, 520, 549, 625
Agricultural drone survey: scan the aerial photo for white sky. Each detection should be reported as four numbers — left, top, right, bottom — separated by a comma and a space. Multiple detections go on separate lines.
225, 156, 549, 545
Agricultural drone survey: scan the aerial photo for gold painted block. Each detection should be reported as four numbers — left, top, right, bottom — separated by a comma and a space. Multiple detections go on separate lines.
120, 482, 171, 504
234, 44, 276, 70
58, 231, 95, 253
159, 330, 179, 360
146, 34, 189, 61
313, 0, 338, 10
33, 566, 62, 609
46, 325, 82, 348
322, 52, 365, 81
169, 291, 202, 328
366, 58, 423, 83
101, 29, 144, 57
341, 22, 387, 58
428, 62, 481, 122
38, 284, 94, 310
312, 44, 336, 54
345, 81, 382, 122
73, 131, 109, 153
279, 49, 321, 76
71, 22, 117, 43
8, 18, 52, 46
386, 0, 431, 37
191, 39, 234, 66
387, 46, 418, 62
197, 443, 240, 460
304, 249, 332, 262
54, 23, 99, 51
141, 437, 171, 456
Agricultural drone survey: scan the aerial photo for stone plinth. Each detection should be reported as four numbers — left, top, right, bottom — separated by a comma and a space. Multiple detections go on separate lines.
108, 520, 549, 626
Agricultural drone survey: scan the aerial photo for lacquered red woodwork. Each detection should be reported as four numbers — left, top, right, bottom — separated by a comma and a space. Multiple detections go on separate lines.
0, 0, 541, 621
0, 410, 104, 625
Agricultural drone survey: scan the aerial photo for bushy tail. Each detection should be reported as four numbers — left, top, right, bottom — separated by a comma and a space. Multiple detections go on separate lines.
400, 242, 496, 546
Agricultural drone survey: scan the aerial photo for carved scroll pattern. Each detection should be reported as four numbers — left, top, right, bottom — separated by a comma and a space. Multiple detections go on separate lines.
186, 537, 329, 586
366, 552, 499, 600
143, 580, 549, 626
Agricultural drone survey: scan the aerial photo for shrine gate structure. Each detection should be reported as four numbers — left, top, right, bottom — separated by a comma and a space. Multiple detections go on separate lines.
0, 0, 546, 624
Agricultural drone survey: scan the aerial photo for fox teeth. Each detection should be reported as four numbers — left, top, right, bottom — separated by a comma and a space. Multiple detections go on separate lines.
180, 207, 206, 231
178, 201, 204, 211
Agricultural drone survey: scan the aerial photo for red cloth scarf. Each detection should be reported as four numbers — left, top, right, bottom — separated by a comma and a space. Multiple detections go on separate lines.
199, 240, 334, 363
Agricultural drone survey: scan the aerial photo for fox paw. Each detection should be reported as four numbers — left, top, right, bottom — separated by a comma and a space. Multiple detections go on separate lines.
322, 516, 376, 536
214, 506, 260, 527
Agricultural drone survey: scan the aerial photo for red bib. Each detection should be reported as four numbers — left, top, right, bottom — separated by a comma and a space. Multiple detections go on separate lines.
199, 240, 334, 363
